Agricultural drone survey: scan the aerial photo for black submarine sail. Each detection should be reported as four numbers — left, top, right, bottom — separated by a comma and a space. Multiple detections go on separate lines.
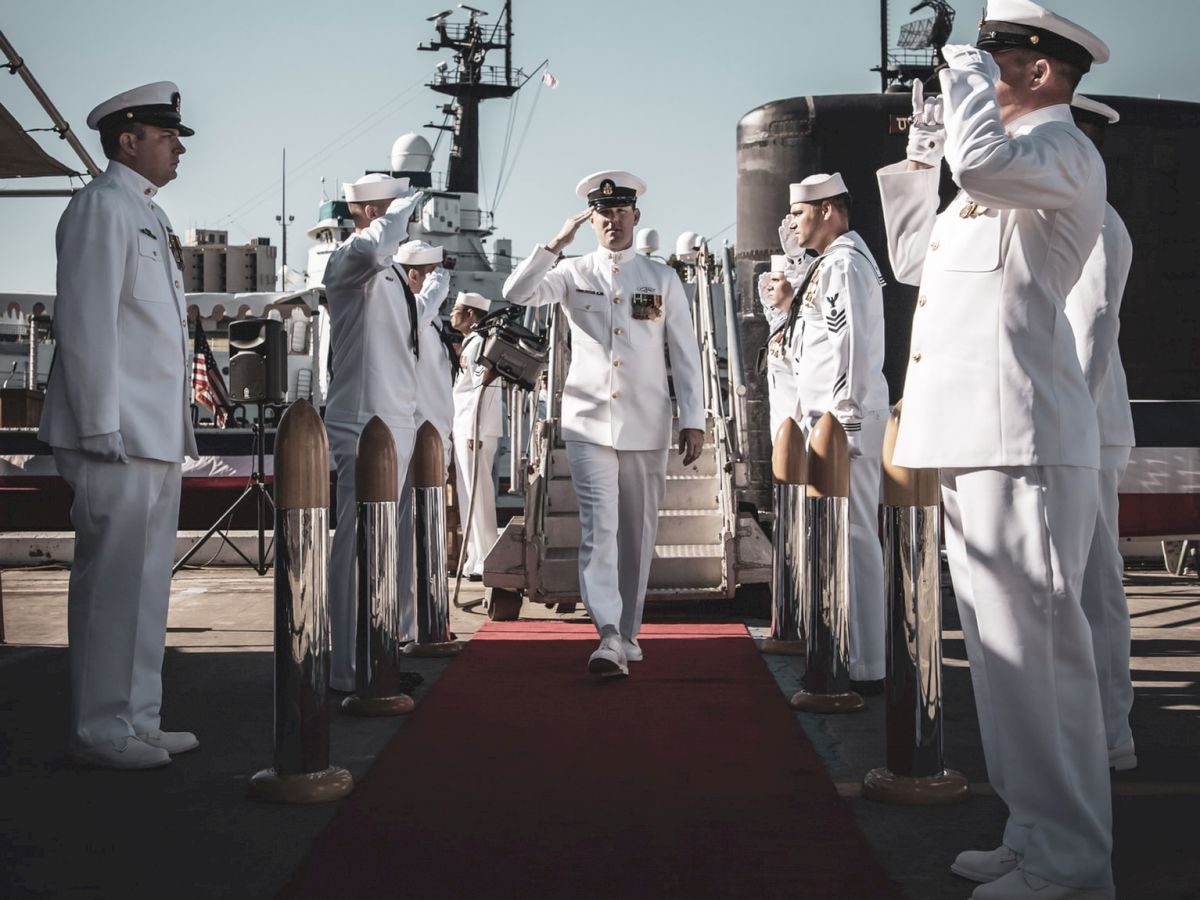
733, 0, 1200, 517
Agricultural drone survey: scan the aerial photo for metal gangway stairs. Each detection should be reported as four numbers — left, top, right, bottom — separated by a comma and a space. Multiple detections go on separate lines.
482, 243, 772, 620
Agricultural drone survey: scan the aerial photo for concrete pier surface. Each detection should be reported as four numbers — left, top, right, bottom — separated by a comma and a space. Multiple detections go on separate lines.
0, 560, 1196, 899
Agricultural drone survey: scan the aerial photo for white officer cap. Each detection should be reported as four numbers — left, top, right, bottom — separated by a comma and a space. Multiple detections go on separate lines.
789, 173, 849, 204
977, 0, 1109, 71
394, 240, 444, 266
636, 227, 660, 254
770, 255, 790, 273
344, 173, 411, 203
454, 291, 490, 312
1071, 94, 1119, 125
575, 170, 647, 209
86, 81, 194, 136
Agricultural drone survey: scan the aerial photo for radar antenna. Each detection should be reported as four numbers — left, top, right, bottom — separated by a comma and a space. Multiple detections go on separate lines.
874, 0, 958, 92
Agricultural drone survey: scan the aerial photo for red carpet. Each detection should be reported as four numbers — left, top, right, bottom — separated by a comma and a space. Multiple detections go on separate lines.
282, 622, 899, 899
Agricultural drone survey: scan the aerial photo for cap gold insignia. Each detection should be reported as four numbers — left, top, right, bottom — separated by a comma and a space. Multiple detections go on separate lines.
1030, 35, 1040, 45
172, 91, 181, 112
602, 182, 613, 196
126, 111, 134, 119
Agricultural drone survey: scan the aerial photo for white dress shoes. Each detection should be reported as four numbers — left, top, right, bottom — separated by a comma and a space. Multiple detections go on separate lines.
970, 869, 1115, 900
70, 736, 171, 770
952, 845, 1023, 883
588, 628, 628, 677
622, 637, 643, 662
137, 729, 199, 755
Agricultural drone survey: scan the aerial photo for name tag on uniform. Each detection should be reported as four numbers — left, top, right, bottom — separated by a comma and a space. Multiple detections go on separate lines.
574, 286, 604, 296
631, 289, 663, 321
167, 231, 184, 270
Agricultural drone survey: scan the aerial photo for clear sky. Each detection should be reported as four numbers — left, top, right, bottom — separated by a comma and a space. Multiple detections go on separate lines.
3, 0, 1197, 293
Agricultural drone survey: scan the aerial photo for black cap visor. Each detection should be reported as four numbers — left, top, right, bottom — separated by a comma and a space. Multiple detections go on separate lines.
976, 20, 1093, 72
98, 105, 194, 137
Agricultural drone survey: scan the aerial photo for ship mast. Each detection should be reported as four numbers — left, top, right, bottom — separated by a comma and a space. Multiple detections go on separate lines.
419, 1, 520, 194
874, 0, 958, 91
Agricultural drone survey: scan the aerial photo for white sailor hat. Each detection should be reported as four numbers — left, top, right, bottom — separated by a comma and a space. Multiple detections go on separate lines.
344, 173, 410, 203
977, 0, 1109, 72
1071, 94, 1120, 126
789, 172, 849, 204
86, 81, 194, 136
575, 170, 647, 209
770, 255, 790, 273
394, 240, 443, 266
454, 291, 490, 312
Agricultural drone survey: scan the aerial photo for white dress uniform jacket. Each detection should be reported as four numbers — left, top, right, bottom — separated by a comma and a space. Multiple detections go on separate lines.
877, 60, 1113, 891
786, 231, 889, 434
322, 203, 421, 691
452, 332, 503, 442
877, 102, 1104, 469
412, 268, 454, 456
1066, 204, 1137, 762
1065, 205, 1135, 449
40, 160, 195, 749
40, 161, 196, 461
757, 258, 808, 442
502, 245, 705, 447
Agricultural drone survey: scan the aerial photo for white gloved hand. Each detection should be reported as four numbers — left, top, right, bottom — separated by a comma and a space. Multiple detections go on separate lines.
778, 217, 802, 260
906, 80, 946, 167
845, 429, 863, 460
386, 190, 427, 226
79, 431, 128, 464
757, 270, 773, 305
940, 43, 1002, 82
424, 266, 451, 303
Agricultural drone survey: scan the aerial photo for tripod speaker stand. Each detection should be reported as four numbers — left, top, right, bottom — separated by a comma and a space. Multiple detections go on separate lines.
172, 401, 276, 576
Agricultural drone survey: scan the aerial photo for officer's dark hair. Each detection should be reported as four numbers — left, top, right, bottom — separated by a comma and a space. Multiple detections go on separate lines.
99, 121, 147, 160
823, 192, 852, 222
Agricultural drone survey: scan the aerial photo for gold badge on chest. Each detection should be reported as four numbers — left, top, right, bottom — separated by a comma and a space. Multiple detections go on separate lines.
631, 289, 663, 321
959, 199, 990, 219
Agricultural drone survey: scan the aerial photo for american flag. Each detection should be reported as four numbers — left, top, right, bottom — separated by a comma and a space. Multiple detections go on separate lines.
192, 317, 234, 427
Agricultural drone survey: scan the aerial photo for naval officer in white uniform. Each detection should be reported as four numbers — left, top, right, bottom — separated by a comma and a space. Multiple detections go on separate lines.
39, 82, 199, 768
757, 255, 802, 443
396, 240, 453, 468
503, 171, 705, 677
783, 172, 889, 686
450, 291, 503, 580
1066, 94, 1138, 773
323, 173, 425, 692
877, 3, 1114, 897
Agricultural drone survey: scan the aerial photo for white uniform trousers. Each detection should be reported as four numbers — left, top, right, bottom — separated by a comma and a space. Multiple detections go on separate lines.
565, 441, 668, 639
327, 420, 416, 693
1082, 445, 1134, 757
940, 465, 1112, 890
452, 434, 498, 578
54, 449, 182, 747
847, 411, 886, 681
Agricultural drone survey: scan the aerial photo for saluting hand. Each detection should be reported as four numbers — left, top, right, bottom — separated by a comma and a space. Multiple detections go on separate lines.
545, 209, 593, 255
678, 428, 704, 467
906, 79, 946, 170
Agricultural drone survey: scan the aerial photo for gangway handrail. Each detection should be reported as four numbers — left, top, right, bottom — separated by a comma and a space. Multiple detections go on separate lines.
721, 242, 750, 462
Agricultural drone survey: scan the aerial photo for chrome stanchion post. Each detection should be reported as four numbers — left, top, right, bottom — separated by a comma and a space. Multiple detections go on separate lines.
864, 401, 968, 804
342, 417, 416, 716
790, 412, 864, 713
407, 422, 463, 658
249, 400, 353, 803
762, 417, 807, 656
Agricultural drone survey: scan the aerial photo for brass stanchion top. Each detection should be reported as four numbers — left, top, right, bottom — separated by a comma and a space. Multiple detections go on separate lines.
771, 416, 808, 485
411, 420, 445, 489
356, 416, 398, 502
274, 400, 329, 510
882, 400, 940, 507
806, 412, 850, 498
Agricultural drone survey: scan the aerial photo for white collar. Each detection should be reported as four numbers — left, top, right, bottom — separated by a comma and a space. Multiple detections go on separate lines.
1007, 103, 1073, 138
594, 245, 634, 266
106, 160, 160, 199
